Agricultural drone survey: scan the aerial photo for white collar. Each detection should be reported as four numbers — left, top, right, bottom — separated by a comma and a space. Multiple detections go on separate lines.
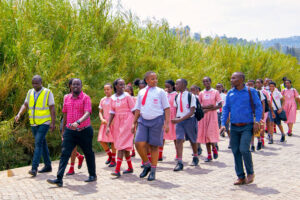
111, 93, 127, 100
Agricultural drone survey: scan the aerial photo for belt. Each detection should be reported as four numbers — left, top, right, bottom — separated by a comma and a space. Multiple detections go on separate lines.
67, 125, 90, 132
232, 123, 249, 127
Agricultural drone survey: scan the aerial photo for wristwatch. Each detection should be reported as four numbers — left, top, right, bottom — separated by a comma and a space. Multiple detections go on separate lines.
76, 120, 81, 125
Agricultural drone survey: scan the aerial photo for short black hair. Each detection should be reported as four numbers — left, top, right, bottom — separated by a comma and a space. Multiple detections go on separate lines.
180, 79, 188, 87
248, 80, 255, 84
104, 83, 113, 88
72, 78, 82, 85
32, 75, 42, 83
203, 77, 212, 82
285, 79, 292, 84
144, 71, 156, 84
256, 79, 264, 84
125, 84, 134, 96
269, 81, 276, 86
68, 78, 74, 87
282, 77, 287, 81
165, 80, 175, 91
234, 72, 245, 81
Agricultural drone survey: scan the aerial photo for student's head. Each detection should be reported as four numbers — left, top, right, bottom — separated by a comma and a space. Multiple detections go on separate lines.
175, 79, 188, 92
190, 85, 200, 95
255, 79, 264, 89
71, 78, 82, 95
247, 80, 255, 88
231, 72, 245, 88
32, 75, 43, 91
264, 78, 270, 86
282, 77, 287, 82
104, 83, 113, 97
144, 71, 157, 87
134, 78, 146, 90
113, 79, 125, 94
68, 78, 74, 93
165, 80, 175, 93
285, 80, 292, 89
269, 81, 276, 92
216, 83, 224, 93
203, 77, 212, 89
125, 84, 134, 96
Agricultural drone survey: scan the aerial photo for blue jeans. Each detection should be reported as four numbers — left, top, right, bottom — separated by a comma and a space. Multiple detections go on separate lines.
230, 124, 254, 179
31, 124, 51, 170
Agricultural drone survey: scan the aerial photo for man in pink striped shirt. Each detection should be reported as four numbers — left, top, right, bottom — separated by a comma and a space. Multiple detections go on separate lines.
47, 78, 96, 187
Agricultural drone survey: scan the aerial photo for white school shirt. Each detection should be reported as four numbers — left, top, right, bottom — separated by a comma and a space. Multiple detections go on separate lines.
135, 86, 170, 120
174, 91, 196, 118
217, 93, 227, 113
269, 90, 283, 110
256, 90, 266, 102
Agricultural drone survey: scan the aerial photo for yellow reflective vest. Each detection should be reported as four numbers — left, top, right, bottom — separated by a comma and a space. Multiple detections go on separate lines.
27, 88, 51, 125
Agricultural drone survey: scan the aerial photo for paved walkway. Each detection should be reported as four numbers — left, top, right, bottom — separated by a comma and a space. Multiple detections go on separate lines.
1, 112, 300, 200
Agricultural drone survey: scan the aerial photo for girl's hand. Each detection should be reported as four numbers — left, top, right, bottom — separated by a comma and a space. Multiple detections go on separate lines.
101, 119, 107, 124
278, 108, 283, 114
106, 127, 110, 135
164, 123, 169, 133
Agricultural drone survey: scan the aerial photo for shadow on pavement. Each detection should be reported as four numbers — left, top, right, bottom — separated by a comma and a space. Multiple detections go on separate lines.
254, 151, 278, 156
66, 181, 98, 196
202, 161, 228, 168
184, 167, 213, 175
232, 184, 280, 196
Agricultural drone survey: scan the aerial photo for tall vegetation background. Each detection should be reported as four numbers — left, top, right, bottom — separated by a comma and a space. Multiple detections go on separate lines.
0, 0, 299, 170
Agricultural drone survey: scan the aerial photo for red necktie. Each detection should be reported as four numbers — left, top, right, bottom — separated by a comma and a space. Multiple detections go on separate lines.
141, 87, 150, 106
180, 92, 183, 112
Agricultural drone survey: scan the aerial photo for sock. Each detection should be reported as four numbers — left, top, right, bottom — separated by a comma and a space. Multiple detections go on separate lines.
111, 153, 116, 163
132, 149, 135, 154
126, 156, 133, 170
68, 163, 74, 173
213, 147, 218, 155
177, 157, 183, 164
144, 160, 151, 167
70, 163, 74, 169
76, 152, 82, 158
193, 154, 198, 158
147, 153, 152, 162
258, 137, 262, 142
208, 153, 212, 159
159, 147, 163, 159
151, 165, 156, 173
105, 149, 112, 158
115, 158, 122, 173
261, 137, 265, 145
251, 141, 254, 146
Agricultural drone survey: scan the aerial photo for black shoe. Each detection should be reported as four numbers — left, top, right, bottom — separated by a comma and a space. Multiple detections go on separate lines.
147, 171, 156, 181
173, 162, 184, 171
28, 169, 37, 177
85, 176, 97, 182
204, 157, 212, 162
197, 147, 202, 156
111, 172, 121, 178
280, 135, 285, 142
228, 144, 231, 149
288, 132, 292, 136
140, 165, 151, 178
191, 157, 199, 166
38, 166, 52, 173
257, 142, 262, 151
123, 169, 133, 174
140, 164, 145, 168
105, 158, 112, 165
108, 162, 116, 167
158, 158, 163, 161
250, 145, 255, 152
47, 179, 63, 187
268, 139, 273, 144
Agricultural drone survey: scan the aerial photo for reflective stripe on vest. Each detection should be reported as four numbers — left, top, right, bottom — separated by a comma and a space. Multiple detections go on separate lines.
28, 88, 51, 125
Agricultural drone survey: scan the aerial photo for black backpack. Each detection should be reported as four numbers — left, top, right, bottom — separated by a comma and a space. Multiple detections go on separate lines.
175, 92, 204, 121
258, 91, 270, 113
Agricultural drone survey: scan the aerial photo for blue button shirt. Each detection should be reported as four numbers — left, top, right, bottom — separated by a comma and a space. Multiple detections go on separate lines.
221, 86, 263, 126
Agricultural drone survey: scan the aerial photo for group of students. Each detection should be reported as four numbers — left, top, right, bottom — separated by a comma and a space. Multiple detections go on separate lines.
15, 73, 300, 187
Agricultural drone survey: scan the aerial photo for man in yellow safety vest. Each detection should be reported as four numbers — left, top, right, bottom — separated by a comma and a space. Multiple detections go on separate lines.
15, 75, 56, 177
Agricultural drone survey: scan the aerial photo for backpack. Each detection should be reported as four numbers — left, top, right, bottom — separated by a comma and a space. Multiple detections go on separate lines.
258, 91, 269, 113
175, 92, 204, 121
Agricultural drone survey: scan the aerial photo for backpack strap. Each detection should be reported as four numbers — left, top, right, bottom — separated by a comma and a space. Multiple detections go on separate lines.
188, 92, 192, 108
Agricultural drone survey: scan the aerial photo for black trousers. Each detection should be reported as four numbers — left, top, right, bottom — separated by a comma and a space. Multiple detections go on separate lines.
57, 126, 96, 180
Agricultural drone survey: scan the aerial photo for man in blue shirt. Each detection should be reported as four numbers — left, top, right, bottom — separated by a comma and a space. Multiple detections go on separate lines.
221, 72, 262, 185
